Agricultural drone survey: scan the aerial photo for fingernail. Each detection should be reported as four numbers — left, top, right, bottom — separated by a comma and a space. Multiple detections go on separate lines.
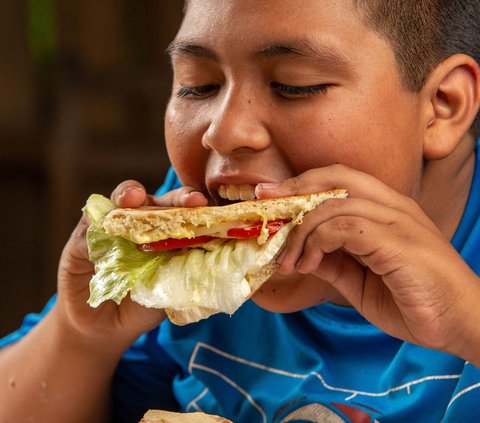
257, 182, 279, 190
187, 190, 202, 197
119, 187, 143, 200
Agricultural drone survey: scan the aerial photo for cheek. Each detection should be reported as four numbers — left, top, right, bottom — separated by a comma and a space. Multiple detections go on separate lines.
165, 102, 209, 188
272, 111, 341, 172
275, 99, 422, 195
275, 109, 370, 175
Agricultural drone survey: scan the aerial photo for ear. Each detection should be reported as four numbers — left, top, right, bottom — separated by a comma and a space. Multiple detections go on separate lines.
422, 54, 480, 160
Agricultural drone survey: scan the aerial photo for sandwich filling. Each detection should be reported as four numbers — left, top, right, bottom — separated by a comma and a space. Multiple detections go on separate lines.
83, 194, 293, 324
138, 218, 291, 252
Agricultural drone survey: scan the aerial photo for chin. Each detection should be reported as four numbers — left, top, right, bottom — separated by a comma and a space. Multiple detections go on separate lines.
251, 272, 342, 313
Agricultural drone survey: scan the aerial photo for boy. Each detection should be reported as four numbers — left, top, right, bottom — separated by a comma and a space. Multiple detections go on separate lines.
1, 0, 480, 421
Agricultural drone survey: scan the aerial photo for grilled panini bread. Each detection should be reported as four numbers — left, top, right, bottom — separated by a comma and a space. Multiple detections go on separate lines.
103, 190, 347, 244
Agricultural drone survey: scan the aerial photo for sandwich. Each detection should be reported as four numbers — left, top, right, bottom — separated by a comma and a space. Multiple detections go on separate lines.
139, 409, 233, 423
83, 189, 347, 325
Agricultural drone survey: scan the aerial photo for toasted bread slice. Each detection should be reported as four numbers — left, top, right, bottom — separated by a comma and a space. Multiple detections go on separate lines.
103, 190, 347, 244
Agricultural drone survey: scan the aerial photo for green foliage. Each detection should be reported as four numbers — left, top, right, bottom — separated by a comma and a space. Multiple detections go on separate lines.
28, 0, 57, 66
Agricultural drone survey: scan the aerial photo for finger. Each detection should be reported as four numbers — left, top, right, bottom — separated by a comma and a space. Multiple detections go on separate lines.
119, 295, 167, 334
60, 214, 93, 278
256, 164, 384, 199
111, 180, 148, 208
256, 165, 439, 233
278, 197, 407, 274
311, 249, 369, 306
151, 187, 209, 208
295, 234, 326, 275
68, 214, 90, 259
288, 210, 432, 283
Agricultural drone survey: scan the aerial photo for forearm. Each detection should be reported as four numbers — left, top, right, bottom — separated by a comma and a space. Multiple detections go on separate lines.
0, 305, 125, 423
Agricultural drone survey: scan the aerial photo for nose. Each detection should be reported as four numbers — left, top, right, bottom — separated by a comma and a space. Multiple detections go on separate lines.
201, 87, 270, 155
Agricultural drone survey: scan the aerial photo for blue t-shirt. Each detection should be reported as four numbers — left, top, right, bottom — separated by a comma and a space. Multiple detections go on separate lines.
3, 146, 480, 422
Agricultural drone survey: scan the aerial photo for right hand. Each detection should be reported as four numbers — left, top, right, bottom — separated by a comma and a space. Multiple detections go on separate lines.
54, 180, 209, 352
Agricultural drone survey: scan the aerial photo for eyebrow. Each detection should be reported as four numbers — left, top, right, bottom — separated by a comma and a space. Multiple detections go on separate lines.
167, 38, 352, 73
255, 39, 352, 71
167, 40, 219, 61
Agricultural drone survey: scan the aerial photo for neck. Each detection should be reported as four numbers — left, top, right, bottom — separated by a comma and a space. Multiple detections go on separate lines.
419, 134, 477, 240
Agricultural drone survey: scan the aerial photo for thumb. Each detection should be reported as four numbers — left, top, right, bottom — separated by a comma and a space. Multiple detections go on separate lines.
256, 175, 314, 199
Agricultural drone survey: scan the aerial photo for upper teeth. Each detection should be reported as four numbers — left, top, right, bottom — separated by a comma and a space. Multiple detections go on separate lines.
218, 184, 256, 201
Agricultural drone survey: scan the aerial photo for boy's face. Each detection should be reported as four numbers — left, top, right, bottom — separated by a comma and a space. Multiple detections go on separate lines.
165, 0, 426, 310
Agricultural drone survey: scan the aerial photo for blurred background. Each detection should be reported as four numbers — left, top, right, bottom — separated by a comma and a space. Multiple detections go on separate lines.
0, 0, 184, 337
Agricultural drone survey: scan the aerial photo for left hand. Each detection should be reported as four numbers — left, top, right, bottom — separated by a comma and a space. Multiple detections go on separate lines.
256, 165, 480, 364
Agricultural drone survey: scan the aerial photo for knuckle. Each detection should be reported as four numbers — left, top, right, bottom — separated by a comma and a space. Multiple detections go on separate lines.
330, 216, 357, 233
285, 171, 321, 195
304, 231, 321, 251
284, 175, 302, 192
403, 196, 421, 212
323, 197, 346, 212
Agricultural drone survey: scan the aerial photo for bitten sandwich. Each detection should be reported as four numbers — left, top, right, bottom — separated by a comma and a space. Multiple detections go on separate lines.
83, 189, 347, 325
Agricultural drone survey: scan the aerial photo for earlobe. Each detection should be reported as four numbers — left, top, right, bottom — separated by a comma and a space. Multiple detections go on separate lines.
423, 54, 480, 160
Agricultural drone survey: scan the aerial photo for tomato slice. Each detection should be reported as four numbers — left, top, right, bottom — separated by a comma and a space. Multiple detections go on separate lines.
139, 219, 291, 252
139, 235, 215, 252
227, 219, 290, 239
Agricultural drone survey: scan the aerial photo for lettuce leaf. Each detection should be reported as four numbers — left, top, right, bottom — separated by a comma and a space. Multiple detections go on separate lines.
87, 223, 266, 314
130, 238, 262, 313
87, 227, 171, 307
82, 194, 116, 226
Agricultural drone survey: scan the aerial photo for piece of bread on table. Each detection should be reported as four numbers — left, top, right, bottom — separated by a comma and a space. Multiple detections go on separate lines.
139, 409, 233, 423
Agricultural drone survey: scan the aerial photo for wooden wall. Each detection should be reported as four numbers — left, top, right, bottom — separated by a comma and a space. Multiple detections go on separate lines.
0, 1, 184, 336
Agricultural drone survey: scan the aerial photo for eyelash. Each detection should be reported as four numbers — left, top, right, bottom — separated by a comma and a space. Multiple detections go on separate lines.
176, 85, 219, 98
176, 82, 331, 99
270, 82, 331, 97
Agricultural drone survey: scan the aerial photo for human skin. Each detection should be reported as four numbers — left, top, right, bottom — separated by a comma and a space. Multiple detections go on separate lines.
165, 0, 480, 361
1, 0, 480, 421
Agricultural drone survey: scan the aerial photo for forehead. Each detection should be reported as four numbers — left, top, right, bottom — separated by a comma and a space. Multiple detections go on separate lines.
180, 0, 362, 42
174, 0, 394, 77
176, 0, 385, 62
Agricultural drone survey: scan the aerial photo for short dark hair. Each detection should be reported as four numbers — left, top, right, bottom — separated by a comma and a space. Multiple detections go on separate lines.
354, 0, 480, 136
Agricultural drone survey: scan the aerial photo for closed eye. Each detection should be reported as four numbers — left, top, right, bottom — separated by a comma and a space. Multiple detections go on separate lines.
176, 84, 219, 99
271, 82, 331, 98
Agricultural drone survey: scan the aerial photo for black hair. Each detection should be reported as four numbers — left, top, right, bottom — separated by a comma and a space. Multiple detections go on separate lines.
355, 0, 480, 136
